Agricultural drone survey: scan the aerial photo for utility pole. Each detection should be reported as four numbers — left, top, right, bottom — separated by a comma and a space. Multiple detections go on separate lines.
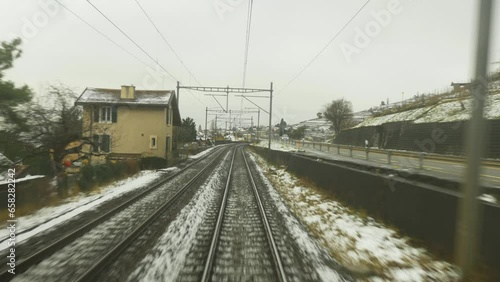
215, 115, 218, 140
226, 85, 229, 114
205, 107, 208, 141
176, 81, 180, 106
455, 0, 493, 279
268, 82, 273, 150
257, 108, 260, 141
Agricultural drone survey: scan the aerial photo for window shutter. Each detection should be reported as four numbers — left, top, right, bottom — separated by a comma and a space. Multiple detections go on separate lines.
93, 106, 99, 122
92, 135, 99, 152
102, 135, 110, 152
112, 106, 117, 123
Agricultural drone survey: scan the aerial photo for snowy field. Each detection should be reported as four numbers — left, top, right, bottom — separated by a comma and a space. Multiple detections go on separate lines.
250, 152, 461, 281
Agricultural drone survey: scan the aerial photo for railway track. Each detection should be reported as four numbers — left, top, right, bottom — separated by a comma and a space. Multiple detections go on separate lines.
200, 146, 287, 282
0, 144, 233, 281
5, 144, 351, 281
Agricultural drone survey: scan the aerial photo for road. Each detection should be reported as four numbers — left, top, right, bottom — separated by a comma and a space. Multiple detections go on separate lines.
278, 140, 500, 189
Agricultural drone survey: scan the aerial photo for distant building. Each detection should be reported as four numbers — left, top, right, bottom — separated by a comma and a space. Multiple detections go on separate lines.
451, 82, 470, 92
75, 85, 181, 163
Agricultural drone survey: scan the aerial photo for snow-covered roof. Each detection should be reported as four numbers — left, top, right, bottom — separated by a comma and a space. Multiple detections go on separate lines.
75, 87, 175, 107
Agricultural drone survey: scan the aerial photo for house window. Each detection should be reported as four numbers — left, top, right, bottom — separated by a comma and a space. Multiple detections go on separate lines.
92, 135, 111, 153
150, 135, 158, 149
100, 106, 111, 122
93, 106, 117, 123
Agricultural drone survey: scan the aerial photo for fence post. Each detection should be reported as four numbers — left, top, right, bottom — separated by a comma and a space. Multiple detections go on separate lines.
419, 152, 425, 169
337, 145, 340, 154
319, 143, 322, 151
365, 148, 369, 160
349, 146, 353, 157
387, 151, 392, 164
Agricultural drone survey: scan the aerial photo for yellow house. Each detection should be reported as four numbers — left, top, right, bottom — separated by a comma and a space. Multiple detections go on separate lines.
75, 85, 181, 164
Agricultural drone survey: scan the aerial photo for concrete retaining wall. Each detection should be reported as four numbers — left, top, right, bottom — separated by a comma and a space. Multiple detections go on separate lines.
335, 120, 500, 158
252, 146, 500, 269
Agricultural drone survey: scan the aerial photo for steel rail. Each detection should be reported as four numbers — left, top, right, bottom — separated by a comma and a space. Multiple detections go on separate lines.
242, 148, 287, 282
201, 146, 287, 282
0, 145, 228, 281
200, 146, 237, 282
74, 145, 234, 282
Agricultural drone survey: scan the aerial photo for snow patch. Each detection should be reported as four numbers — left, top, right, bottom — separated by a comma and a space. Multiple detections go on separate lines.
128, 153, 228, 281
249, 152, 460, 281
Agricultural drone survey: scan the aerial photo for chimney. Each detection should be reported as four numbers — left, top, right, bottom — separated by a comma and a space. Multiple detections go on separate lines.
120, 85, 135, 99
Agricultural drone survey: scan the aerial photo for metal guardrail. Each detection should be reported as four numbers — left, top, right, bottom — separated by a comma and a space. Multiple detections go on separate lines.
275, 138, 500, 168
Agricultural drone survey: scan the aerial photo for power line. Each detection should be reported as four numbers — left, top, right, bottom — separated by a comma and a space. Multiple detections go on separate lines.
54, 0, 152, 70
86, 0, 178, 81
277, 0, 371, 94
133, 0, 203, 86
57, 0, 206, 107
242, 0, 254, 88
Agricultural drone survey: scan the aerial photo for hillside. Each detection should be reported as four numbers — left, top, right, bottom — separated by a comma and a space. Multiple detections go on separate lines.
355, 77, 500, 128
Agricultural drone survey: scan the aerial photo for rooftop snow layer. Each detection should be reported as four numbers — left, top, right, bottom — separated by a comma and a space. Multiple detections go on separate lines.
75, 87, 174, 106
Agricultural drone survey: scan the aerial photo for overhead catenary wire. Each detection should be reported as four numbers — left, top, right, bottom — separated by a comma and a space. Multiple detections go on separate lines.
242, 0, 254, 88
86, 0, 207, 106
277, 0, 371, 95
54, 0, 153, 70
86, 0, 178, 82
133, 0, 203, 87
240, 0, 255, 126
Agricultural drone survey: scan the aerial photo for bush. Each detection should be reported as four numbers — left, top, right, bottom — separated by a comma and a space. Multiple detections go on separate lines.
94, 163, 114, 185
140, 157, 167, 170
124, 159, 140, 175
78, 165, 94, 191
111, 161, 127, 178
77, 160, 140, 192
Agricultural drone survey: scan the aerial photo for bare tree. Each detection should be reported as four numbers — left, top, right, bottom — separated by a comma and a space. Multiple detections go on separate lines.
323, 98, 353, 135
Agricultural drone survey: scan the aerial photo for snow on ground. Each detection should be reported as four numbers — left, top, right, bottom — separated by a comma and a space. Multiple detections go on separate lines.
252, 140, 299, 152
248, 154, 347, 281
479, 194, 498, 204
0, 174, 45, 186
356, 93, 500, 128
0, 169, 171, 251
128, 153, 229, 281
250, 152, 460, 281
357, 107, 429, 127
189, 145, 217, 159
413, 100, 471, 124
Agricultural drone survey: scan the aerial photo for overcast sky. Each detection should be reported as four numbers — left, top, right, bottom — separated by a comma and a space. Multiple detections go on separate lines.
1, 0, 500, 127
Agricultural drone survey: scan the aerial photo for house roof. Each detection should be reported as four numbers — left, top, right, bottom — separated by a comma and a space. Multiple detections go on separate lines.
75, 87, 182, 126
75, 87, 175, 107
